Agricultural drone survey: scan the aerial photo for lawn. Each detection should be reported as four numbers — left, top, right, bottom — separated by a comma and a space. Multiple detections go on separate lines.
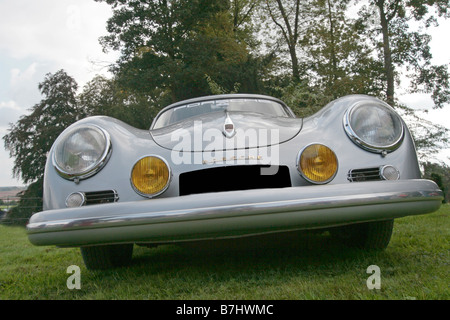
0, 205, 448, 300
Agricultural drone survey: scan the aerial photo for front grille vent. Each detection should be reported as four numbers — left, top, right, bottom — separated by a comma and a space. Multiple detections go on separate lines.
348, 167, 382, 182
179, 165, 291, 196
84, 190, 119, 205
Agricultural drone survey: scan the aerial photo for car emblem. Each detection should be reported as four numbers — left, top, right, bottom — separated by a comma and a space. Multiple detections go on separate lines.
223, 113, 236, 138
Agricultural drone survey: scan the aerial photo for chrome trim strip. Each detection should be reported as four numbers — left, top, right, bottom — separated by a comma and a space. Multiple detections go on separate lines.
27, 180, 442, 238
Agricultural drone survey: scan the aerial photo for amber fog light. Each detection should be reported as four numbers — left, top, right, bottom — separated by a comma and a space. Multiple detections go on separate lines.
298, 144, 338, 184
131, 156, 171, 197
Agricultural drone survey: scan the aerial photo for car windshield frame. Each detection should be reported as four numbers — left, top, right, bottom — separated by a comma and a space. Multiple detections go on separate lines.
152, 97, 294, 129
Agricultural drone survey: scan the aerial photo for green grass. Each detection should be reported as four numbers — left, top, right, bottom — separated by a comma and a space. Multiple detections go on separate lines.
0, 205, 448, 300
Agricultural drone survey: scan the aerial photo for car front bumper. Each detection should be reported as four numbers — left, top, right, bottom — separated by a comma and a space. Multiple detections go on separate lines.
27, 179, 443, 247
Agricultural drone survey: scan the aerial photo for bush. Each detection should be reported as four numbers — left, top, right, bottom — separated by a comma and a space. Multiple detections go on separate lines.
1, 180, 42, 227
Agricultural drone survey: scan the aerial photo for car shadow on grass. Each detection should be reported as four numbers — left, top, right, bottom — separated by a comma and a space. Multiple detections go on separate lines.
80, 230, 394, 299
128, 230, 384, 275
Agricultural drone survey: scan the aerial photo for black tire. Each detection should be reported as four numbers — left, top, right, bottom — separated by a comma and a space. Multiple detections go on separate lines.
331, 219, 394, 250
80, 244, 133, 270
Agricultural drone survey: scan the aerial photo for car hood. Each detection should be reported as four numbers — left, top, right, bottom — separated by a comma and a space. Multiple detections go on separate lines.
150, 112, 302, 152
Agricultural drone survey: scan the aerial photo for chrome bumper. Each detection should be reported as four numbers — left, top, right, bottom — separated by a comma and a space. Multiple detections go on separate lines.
27, 180, 443, 247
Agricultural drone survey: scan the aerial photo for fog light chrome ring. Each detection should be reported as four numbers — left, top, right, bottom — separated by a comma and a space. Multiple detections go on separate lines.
380, 165, 400, 181
65, 192, 86, 208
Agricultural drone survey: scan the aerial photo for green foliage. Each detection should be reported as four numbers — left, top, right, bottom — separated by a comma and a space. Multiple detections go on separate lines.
96, 0, 255, 102
271, 80, 332, 117
422, 161, 450, 203
78, 75, 164, 130
299, 0, 385, 99
205, 74, 241, 94
1, 180, 43, 226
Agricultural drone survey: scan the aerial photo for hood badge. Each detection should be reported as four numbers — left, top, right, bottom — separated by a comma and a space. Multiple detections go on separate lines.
223, 113, 236, 138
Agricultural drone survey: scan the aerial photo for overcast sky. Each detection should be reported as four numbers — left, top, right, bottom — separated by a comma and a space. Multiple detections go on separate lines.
0, 0, 118, 187
0, 0, 449, 187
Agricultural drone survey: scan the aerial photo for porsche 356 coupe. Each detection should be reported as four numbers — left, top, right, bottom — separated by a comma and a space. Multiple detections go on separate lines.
27, 94, 443, 269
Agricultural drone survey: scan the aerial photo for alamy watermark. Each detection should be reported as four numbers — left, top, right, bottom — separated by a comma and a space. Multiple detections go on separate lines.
366, 265, 381, 290
170, 121, 280, 175
66, 265, 81, 290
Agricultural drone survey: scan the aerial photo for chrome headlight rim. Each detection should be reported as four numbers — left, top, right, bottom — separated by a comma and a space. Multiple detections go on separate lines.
343, 99, 405, 154
130, 155, 172, 198
52, 124, 112, 181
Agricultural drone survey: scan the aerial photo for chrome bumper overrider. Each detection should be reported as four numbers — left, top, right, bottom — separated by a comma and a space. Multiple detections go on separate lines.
27, 180, 443, 247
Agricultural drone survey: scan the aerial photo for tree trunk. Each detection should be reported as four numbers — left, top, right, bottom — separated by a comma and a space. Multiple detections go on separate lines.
376, 0, 395, 106
326, 0, 338, 92
274, 0, 301, 81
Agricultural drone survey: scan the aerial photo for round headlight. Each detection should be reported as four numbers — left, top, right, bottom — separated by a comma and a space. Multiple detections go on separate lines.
53, 125, 111, 180
343, 100, 404, 153
298, 144, 338, 184
131, 156, 171, 197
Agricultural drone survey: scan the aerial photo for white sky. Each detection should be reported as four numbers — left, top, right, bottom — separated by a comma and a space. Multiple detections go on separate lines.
0, 0, 118, 186
0, 0, 449, 187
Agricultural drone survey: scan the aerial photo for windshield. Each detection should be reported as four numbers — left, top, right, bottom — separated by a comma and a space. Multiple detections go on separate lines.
153, 98, 291, 129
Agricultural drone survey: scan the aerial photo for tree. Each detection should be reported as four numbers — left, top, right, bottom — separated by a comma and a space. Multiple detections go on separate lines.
3, 70, 81, 184
96, 0, 253, 102
79, 75, 163, 130
365, 0, 450, 107
1, 182, 43, 226
2, 70, 81, 225
298, 0, 384, 99
396, 105, 449, 162
230, 0, 261, 45
422, 161, 450, 202
259, 0, 385, 116
262, 0, 305, 81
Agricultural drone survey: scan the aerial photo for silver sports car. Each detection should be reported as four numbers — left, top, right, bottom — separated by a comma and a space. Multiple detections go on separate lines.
27, 94, 443, 269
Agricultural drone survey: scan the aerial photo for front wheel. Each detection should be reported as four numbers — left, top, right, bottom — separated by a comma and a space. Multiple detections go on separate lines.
80, 244, 133, 270
331, 219, 394, 250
